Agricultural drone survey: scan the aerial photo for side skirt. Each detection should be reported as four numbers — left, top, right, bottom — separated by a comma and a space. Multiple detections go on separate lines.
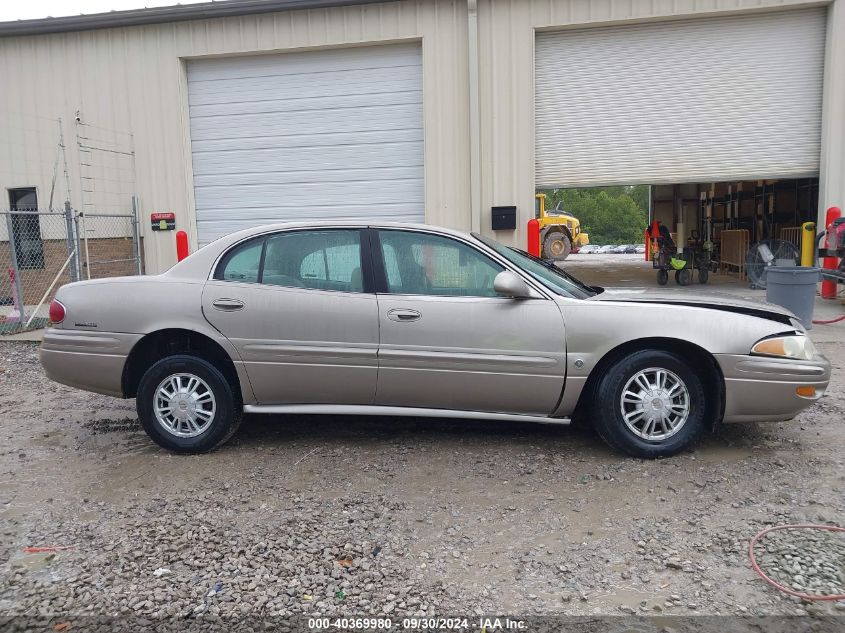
243, 404, 571, 426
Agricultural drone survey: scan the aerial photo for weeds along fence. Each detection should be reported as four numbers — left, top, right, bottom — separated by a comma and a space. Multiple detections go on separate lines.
0, 206, 142, 334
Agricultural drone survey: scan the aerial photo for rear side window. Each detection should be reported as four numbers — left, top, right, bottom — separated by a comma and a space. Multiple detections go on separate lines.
263, 230, 363, 292
214, 230, 365, 293
215, 239, 263, 282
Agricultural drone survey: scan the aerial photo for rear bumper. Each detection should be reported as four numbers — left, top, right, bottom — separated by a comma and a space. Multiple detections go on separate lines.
39, 328, 140, 397
716, 353, 831, 423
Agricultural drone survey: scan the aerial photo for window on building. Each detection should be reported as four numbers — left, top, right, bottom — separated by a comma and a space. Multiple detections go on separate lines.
8, 188, 44, 270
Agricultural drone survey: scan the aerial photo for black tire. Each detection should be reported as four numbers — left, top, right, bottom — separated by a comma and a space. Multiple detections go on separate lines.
675, 268, 691, 286
542, 230, 572, 261
698, 267, 709, 284
136, 354, 242, 454
657, 269, 669, 286
592, 350, 707, 459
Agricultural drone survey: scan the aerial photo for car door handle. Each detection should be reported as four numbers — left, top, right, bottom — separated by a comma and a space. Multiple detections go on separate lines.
387, 308, 421, 322
212, 298, 245, 311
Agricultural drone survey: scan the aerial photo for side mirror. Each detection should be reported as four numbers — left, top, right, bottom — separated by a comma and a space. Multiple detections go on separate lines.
493, 271, 533, 298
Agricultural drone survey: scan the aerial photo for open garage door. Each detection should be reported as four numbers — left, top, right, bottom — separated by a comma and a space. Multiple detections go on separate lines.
187, 43, 424, 245
535, 9, 826, 189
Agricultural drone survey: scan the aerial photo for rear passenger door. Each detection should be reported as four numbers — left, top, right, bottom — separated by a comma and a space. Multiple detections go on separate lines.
202, 228, 380, 405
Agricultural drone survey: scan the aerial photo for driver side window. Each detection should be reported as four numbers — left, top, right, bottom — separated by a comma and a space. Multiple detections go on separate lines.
378, 230, 503, 297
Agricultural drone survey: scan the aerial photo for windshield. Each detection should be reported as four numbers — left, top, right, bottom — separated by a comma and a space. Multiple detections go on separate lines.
472, 233, 600, 300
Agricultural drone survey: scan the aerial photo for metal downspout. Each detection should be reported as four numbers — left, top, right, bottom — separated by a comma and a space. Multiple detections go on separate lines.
467, 0, 482, 233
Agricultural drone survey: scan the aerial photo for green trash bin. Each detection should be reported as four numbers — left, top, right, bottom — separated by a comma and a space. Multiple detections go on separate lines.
765, 266, 820, 330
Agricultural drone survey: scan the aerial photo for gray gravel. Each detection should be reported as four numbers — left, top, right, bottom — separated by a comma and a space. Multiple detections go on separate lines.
754, 528, 845, 597
1, 338, 845, 620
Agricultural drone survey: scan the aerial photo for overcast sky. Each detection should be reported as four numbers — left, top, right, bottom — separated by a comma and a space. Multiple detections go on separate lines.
0, 0, 212, 22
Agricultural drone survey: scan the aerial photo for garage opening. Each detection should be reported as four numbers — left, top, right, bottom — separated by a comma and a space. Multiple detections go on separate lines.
539, 178, 819, 290
534, 7, 825, 291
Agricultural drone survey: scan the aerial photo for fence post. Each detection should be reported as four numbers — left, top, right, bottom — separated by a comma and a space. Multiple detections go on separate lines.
64, 202, 80, 282
5, 212, 26, 324
131, 196, 143, 275
73, 211, 85, 280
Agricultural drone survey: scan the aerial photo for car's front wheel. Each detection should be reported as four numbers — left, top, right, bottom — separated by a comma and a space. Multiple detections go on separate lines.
136, 355, 242, 453
593, 350, 707, 458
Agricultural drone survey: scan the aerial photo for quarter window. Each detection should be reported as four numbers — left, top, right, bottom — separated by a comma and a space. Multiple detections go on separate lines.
216, 239, 263, 283
378, 230, 504, 297
216, 229, 365, 292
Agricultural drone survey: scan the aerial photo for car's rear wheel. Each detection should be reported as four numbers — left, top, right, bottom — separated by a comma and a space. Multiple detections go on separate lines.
136, 354, 242, 453
593, 350, 706, 458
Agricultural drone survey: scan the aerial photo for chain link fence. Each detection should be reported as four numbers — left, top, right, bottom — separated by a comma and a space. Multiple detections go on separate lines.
0, 206, 142, 335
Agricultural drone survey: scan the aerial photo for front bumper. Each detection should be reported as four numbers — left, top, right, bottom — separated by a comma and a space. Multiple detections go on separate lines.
39, 328, 141, 397
716, 353, 831, 423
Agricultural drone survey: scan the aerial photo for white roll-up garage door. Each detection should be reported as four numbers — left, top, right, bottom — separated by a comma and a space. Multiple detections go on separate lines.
535, 9, 826, 189
187, 43, 424, 244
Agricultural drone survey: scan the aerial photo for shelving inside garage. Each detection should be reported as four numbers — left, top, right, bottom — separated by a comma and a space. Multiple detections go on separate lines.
651, 178, 819, 274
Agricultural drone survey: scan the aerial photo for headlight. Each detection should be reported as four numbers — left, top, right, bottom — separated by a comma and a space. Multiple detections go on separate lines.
751, 335, 817, 360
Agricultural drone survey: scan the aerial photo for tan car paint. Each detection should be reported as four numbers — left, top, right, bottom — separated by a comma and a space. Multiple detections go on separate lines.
40, 221, 831, 425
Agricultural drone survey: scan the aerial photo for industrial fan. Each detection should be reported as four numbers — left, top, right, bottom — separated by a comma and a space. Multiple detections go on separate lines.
745, 239, 800, 289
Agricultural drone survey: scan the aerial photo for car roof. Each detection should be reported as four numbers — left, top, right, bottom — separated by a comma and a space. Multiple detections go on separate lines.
165, 221, 479, 279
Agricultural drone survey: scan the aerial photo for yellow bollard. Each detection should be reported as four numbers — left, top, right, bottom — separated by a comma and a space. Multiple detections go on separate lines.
801, 222, 816, 267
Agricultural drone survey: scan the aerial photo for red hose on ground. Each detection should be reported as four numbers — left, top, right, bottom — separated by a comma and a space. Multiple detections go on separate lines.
812, 315, 845, 325
748, 524, 845, 601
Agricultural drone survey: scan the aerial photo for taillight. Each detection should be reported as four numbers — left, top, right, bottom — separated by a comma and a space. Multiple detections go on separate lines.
49, 299, 66, 324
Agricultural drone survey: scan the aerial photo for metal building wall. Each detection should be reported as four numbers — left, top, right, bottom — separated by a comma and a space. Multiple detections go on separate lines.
475, 0, 845, 246
2, 0, 843, 272
0, 0, 470, 273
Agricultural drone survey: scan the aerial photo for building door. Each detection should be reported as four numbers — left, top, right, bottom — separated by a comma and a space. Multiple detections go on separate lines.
534, 8, 826, 188
187, 43, 425, 245
8, 188, 44, 270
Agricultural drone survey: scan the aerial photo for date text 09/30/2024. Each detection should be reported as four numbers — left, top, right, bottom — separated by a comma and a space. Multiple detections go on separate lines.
308, 617, 528, 630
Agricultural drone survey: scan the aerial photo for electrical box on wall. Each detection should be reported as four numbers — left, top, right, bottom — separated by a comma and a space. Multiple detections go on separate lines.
491, 206, 516, 231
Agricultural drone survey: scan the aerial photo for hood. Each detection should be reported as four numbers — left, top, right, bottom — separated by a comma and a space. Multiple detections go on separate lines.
589, 287, 798, 326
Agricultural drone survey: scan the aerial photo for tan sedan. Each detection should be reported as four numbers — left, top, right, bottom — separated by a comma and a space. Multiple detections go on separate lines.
40, 222, 831, 457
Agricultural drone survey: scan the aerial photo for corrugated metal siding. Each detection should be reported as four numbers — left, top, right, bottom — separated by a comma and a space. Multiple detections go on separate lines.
475, 0, 834, 244
187, 43, 424, 244
0, 0, 469, 271
1, 0, 841, 269
535, 8, 826, 187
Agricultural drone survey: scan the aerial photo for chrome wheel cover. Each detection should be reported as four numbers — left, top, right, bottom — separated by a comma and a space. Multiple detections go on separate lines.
154, 373, 216, 438
620, 367, 690, 441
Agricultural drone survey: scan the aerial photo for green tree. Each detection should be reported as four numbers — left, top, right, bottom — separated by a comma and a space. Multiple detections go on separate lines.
539, 185, 648, 245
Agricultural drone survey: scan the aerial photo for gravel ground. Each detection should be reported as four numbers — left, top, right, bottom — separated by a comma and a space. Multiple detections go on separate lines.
1, 336, 844, 624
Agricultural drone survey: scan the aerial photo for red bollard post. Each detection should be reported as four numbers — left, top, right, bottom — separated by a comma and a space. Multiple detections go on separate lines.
644, 228, 650, 261
821, 206, 841, 299
176, 230, 189, 262
527, 218, 541, 257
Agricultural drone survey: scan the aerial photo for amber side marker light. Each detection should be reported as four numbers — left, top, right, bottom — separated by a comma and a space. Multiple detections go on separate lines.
795, 386, 817, 398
